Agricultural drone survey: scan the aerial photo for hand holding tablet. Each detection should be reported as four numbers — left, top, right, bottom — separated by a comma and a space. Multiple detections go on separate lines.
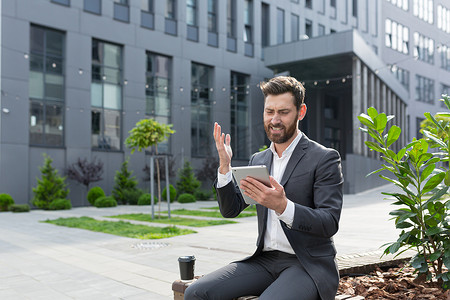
231, 165, 271, 205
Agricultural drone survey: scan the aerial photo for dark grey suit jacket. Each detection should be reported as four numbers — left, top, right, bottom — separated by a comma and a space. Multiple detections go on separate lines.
215, 135, 344, 300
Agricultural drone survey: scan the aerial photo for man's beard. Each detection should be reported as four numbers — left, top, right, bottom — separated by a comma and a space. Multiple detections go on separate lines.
264, 121, 297, 144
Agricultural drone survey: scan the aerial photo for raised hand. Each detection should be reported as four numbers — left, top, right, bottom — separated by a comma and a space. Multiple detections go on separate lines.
213, 122, 233, 174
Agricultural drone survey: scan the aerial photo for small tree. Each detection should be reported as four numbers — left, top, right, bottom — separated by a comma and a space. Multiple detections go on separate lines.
67, 157, 103, 205
32, 154, 69, 210
112, 158, 138, 204
176, 161, 201, 196
196, 155, 219, 183
125, 119, 175, 217
358, 96, 450, 289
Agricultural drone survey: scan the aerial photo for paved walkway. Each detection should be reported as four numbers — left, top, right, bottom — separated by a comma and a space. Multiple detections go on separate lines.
0, 184, 406, 299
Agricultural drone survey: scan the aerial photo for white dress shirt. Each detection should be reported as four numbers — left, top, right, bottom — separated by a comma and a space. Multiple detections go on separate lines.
217, 132, 302, 254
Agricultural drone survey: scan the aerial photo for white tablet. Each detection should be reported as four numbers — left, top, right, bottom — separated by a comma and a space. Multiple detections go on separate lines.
231, 165, 271, 205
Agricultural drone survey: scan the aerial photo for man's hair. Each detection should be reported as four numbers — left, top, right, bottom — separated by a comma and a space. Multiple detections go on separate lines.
259, 76, 305, 110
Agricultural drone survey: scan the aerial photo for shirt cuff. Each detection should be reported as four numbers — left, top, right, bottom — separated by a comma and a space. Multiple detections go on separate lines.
277, 199, 295, 228
216, 169, 232, 188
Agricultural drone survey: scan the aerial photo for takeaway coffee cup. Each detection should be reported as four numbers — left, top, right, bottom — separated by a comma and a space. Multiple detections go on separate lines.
178, 255, 196, 280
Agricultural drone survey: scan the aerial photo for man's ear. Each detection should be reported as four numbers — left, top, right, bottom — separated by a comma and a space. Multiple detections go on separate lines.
298, 104, 307, 121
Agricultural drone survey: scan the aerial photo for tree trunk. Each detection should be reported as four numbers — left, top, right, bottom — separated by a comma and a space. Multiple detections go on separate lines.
155, 146, 162, 219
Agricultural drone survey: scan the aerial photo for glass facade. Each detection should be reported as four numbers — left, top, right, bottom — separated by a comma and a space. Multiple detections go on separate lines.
29, 25, 65, 147
291, 14, 299, 41
385, 19, 409, 54
437, 4, 450, 34
207, 0, 217, 32
186, 0, 197, 26
277, 8, 285, 44
230, 72, 250, 159
439, 44, 450, 71
413, 32, 434, 64
191, 63, 213, 157
386, 0, 408, 11
415, 74, 435, 104
243, 0, 253, 43
91, 40, 123, 150
413, 0, 433, 24
146, 52, 172, 153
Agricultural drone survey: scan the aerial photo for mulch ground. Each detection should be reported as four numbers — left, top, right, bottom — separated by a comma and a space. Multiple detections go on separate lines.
337, 265, 450, 299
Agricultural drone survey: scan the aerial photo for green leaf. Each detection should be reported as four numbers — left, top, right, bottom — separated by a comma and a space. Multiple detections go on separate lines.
425, 227, 445, 236
396, 222, 414, 228
424, 112, 445, 131
397, 148, 407, 161
429, 251, 442, 262
366, 167, 387, 177
358, 114, 375, 129
445, 170, 450, 186
422, 172, 445, 194
365, 141, 384, 153
422, 130, 448, 148
389, 242, 401, 253
374, 113, 388, 133
386, 125, 401, 147
436, 112, 450, 117
420, 164, 435, 182
367, 107, 378, 120
423, 186, 449, 207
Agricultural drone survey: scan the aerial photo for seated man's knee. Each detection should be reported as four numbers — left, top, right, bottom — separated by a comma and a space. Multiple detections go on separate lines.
184, 282, 205, 300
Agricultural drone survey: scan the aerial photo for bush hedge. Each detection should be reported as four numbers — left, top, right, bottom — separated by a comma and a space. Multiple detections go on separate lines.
0, 193, 14, 211
177, 193, 196, 203
137, 193, 158, 205
9, 204, 30, 213
87, 187, 105, 206
123, 188, 144, 205
194, 189, 212, 201
48, 199, 72, 210
94, 196, 117, 208
162, 184, 177, 202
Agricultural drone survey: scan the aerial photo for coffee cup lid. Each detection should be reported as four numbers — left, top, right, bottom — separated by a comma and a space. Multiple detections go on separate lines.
178, 255, 196, 262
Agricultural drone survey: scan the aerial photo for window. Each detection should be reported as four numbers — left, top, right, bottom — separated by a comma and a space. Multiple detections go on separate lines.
330, 0, 336, 7
305, 0, 312, 9
385, 19, 409, 55
165, 0, 177, 35
261, 3, 270, 47
141, 0, 154, 29
438, 44, 450, 71
352, 0, 358, 17
207, 0, 218, 47
208, 0, 217, 33
29, 25, 65, 147
84, 0, 101, 14
230, 72, 250, 159
390, 65, 410, 90
305, 19, 313, 39
437, 4, 450, 34
386, 0, 408, 10
186, 0, 197, 26
114, 0, 129, 23
291, 14, 299, 41
440, 84, 450, 107
277, 8, 285, 44
415, 74, 435, 104
330, 0, 337, 18
51, 0, 69, 6
416, 117, 425, 138
191, 63, 213, 157
244, 0, 253, 56
318, 24, 325, 36
91, 40, 123, 150
413, 0, 433, 24
146, 53, 172, 153
227, 0, 237, 51
413, 32, 434, 64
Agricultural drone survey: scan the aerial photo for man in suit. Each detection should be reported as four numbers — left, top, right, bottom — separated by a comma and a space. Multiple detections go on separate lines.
184, 76, 343, 300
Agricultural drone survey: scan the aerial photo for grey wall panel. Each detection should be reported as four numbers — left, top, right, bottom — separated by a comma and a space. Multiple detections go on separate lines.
0, 144, 29, 204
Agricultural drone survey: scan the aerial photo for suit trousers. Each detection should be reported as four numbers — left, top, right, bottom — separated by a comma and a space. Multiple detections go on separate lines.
184, 250, 319, 300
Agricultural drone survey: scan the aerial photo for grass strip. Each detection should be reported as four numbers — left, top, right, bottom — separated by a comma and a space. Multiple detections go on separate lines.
166, 208, 256, 218
107, 214, 237, 227
42, 216, 196, 239
200, 205, 258, 212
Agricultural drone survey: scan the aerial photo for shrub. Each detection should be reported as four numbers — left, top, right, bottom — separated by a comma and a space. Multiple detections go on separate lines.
137, 193, 158, 205
177, 193, 196, 203
9, 204, 30, 213
0, 193, 14, 211
87, 187, 105, 206
176, 161, 201, 195
194, 189, 212, 201
161, 184, 177, 202
32, 155, 69, 210
48, 199, 72, 210
123, 189, 144, 205
94, 196, 117, 208
112, 159, 138, 204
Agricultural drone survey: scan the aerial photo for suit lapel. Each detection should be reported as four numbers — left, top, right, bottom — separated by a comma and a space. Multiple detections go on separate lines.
280, 135, 309, 186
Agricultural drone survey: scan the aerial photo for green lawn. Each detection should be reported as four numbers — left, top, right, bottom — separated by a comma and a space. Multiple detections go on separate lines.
166, 208, 257, 218
42, 217, 196, 239
201, 205, 258, 212
107, 214, 236, 227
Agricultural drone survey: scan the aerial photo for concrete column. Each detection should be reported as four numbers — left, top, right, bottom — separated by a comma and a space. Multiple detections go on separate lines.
352, 58, 362, 155
362, 64, 368, 157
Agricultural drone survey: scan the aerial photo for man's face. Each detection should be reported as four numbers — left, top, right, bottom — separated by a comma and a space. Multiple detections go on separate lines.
263, 92, 303, 145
